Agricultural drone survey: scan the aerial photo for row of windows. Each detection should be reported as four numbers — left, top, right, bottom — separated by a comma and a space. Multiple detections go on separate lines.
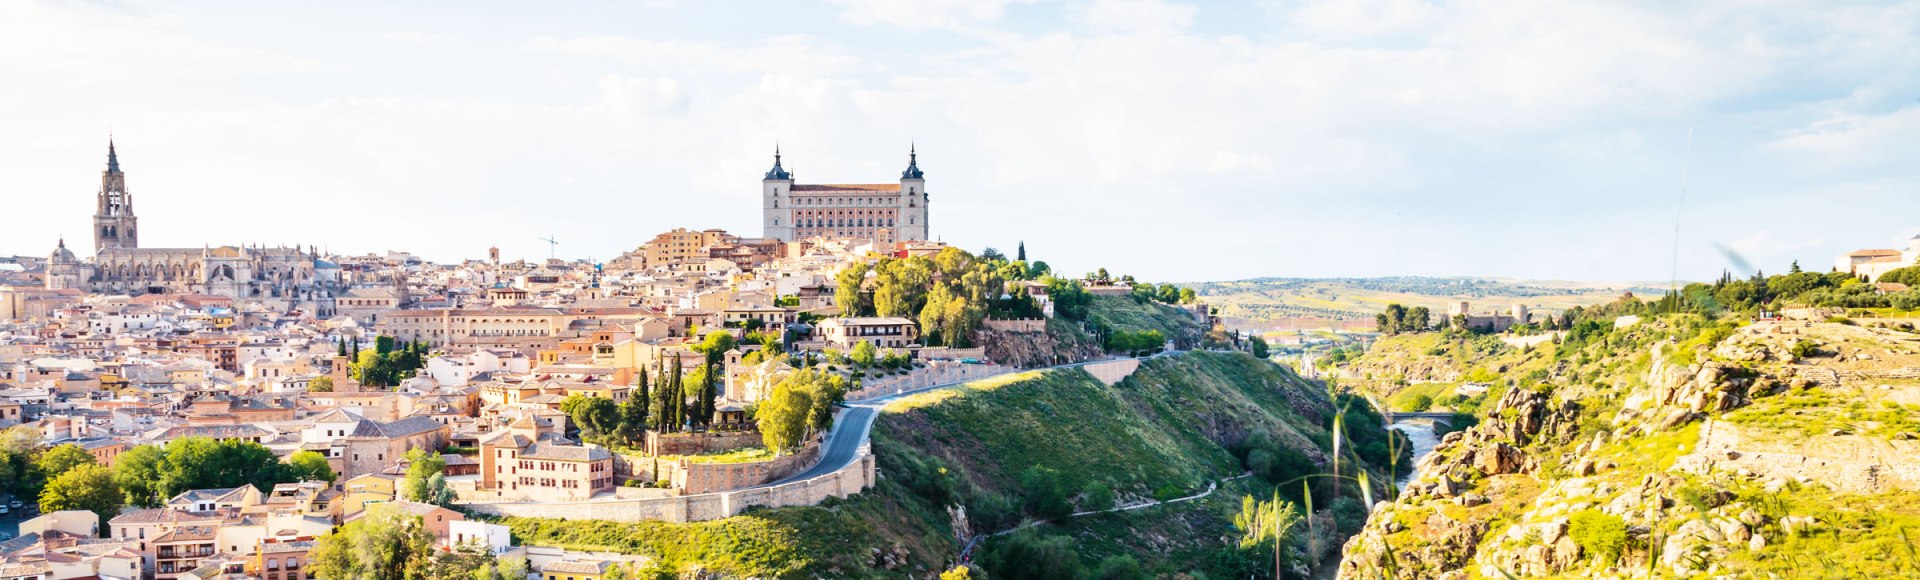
800, 218, 895, 228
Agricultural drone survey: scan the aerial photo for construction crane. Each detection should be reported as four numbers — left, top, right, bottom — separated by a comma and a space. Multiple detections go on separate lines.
539, 236, 559, 260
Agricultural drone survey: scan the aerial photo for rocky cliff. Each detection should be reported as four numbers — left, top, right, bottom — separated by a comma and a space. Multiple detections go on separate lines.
1338, 317, 1920, 578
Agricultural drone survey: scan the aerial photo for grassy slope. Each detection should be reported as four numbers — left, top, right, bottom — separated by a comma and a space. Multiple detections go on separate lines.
880, 351, 1334, 504
496, 351, 1358, 578
1087, 294, 1207, 346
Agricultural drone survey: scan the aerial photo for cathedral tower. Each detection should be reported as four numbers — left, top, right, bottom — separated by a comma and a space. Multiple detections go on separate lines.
93, 140, 138, 254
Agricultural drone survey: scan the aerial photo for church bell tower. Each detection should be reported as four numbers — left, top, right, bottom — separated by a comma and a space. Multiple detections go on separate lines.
93, 139, 138, 254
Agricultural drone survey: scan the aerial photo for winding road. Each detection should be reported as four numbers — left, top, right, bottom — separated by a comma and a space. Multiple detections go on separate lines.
761, 352, 1181, 488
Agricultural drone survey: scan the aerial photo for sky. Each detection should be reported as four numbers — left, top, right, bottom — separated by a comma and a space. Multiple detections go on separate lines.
2, 0, 1918, 284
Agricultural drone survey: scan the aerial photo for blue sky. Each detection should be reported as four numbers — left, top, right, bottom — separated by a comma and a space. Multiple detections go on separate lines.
2, 0, 1918, 283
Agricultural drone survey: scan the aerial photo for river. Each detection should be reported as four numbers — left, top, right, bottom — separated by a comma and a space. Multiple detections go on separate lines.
1312, 420, 1441, 579
1388, 420, 1441, 490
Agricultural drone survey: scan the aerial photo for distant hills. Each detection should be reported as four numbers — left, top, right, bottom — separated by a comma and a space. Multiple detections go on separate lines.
1188, 276, 1668, 330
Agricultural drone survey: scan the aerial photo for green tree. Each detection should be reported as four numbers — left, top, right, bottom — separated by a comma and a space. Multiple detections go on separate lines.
850, 340, 877, 368
112, 445, 165, 508
1020, 465, 1072, 520
981, 532, 1083, 580
39, 464, 121, 533
649, 360, 675, 434
308, 503, 436, 580
616, 373, 649, 444
1233, 492, 1304, 578
1092, 555, 1148, 580
690, 331, 738, 368
1405, 306, 1431, 332
1044, 276, 1092, 321
695, 370, 718, 429
835, 262, 873, 316
1250, 335, 1270, 359
561, 395, 619, 437
352, 348, 395, 387
1080, 481, 1115, 512
400, 449, 453, 506
757, 379, 814, 454
287, 450, 337, 484
157, 437, 295, 498
35, 444, 97, 479
309, 375, 335, 393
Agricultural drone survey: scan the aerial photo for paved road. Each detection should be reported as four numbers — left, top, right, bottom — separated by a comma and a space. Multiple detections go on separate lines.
760, 351, 1184, 489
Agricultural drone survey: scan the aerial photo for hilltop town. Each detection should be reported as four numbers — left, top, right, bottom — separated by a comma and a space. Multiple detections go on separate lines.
0, 143, 1235, 580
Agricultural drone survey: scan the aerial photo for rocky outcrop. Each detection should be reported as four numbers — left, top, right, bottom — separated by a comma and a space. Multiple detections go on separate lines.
1338, 504, 1490, 580
977, 321, 1102, 368
1340, 320, 1920, 579
1613, 344, 1754, 434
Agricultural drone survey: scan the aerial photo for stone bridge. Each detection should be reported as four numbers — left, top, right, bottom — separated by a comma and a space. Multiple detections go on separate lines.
1383, 411, 1461, 427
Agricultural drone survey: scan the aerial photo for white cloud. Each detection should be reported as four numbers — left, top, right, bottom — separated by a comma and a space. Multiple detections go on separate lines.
598, 75, 690, 120
828, 0, 1030, 31
526, 35, 869, 77
0, 1, 318, 82
1074, 0, 1196, 35
384, 31, 455, 46
1767, 105, 1920, 170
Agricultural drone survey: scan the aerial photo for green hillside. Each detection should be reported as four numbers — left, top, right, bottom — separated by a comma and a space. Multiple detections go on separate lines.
497, 351, 1396, 578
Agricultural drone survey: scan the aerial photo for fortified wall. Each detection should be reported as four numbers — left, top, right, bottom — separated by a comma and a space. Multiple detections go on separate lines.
469, 450, 876, 523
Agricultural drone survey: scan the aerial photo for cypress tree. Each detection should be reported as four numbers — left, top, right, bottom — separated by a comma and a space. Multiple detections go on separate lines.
669, 354, 685, 432
649, 359, 671, 433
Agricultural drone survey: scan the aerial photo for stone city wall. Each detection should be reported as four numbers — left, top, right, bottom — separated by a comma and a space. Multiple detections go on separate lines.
466, 450, 876, 523
848, 361, 1011, 401
675, 443, 820, 495
645, 430, 761, 456
981, 319, 1046, 333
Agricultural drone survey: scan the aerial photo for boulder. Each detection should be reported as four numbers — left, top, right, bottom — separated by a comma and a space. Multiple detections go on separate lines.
1573, 457, 1596, 476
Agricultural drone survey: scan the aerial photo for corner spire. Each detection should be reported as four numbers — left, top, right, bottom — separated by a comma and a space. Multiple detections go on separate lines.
901, 143, 924, 180
106, 137, 120, 173
764, 144, 792, 180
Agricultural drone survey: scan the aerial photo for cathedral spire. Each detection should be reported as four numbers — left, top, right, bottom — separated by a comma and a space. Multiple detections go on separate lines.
106, 138, 120, 173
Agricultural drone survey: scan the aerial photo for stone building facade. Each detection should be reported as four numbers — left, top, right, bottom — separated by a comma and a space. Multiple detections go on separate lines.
760, 146, 930, 243
45, 142, 341, 308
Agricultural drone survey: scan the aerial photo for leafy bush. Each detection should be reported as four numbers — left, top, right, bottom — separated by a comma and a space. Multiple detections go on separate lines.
1092, 555, 1149, 580
1568, 509, 1627, 563
1399, 393, 1434, 412
1790, 339, 1820, 359
1331, 496, 1369, 535
1021, 465, 1074, 520
981, 531, 1084, 580
1080, 482, 1115, 512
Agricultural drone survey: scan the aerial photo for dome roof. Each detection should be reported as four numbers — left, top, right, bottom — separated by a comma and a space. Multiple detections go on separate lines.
48, 239, 77, 264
